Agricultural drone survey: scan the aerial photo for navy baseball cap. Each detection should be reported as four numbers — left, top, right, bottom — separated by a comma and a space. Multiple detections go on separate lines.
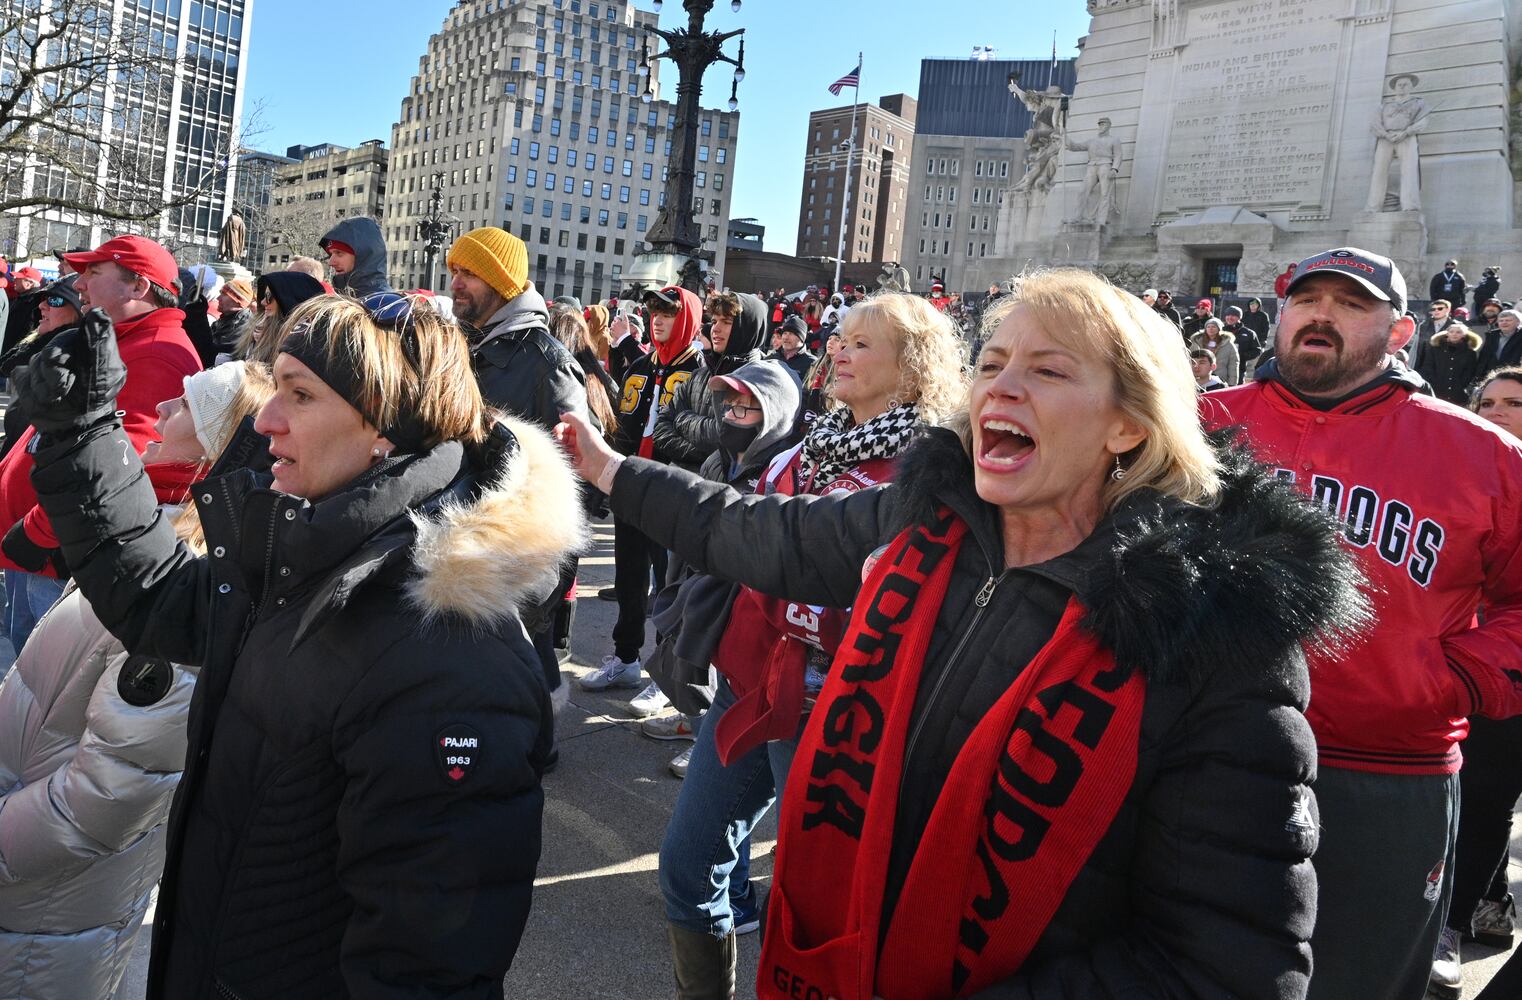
1286, 246, 1407, 314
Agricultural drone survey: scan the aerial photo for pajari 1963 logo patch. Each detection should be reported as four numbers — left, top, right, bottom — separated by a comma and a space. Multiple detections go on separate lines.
436, 724, 482, 784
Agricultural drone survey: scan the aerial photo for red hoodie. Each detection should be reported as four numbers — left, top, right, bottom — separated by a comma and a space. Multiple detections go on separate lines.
0, 307, 201, 574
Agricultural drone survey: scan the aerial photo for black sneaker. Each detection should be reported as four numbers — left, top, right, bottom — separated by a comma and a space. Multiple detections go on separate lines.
597, 586, 618, 601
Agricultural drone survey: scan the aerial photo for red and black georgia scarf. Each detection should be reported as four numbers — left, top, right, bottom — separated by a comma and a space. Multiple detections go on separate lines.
758, 509, 1146, 1000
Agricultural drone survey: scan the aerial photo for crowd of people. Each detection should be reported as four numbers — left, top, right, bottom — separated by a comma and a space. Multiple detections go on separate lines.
0, 225, 1518, 1000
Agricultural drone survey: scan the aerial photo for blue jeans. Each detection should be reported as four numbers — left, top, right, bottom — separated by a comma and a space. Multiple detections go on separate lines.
3, 569, 67, 657
659, 677, 800, 938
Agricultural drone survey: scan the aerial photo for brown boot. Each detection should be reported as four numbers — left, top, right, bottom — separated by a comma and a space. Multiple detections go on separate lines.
667, 923, 737, 1000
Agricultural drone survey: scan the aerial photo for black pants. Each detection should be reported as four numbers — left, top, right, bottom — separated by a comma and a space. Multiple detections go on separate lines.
1307, 767, 1459, 1000
1449, 715, 1522, 932
529, 561, 577, 693
612, 516, 666, 663
1477, 943, 1522, 998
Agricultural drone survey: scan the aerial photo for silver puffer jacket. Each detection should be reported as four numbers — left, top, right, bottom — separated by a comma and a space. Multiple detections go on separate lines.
0, 586, 195, 1000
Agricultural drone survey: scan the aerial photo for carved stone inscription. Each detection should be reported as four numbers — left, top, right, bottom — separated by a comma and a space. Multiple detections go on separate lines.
1161, 0, 1342, 213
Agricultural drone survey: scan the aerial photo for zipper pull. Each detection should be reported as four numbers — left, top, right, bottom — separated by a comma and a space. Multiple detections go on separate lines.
975, 576, 998, 607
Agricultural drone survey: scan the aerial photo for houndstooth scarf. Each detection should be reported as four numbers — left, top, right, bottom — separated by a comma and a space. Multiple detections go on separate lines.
799, 403, 922, 488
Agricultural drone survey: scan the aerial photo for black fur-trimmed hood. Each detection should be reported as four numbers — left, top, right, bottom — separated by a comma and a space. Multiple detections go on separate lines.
892, 427, 1369, 687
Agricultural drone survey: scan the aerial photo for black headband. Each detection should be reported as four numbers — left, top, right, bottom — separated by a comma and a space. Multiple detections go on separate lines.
279, 307, 430, 453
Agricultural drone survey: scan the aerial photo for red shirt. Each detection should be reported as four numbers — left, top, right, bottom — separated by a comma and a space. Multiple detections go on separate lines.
0, 308, 201, 574
1203, 377, 1522, 774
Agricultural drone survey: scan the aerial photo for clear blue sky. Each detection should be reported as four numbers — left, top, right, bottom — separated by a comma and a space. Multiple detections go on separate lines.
243, 0, 1090, 252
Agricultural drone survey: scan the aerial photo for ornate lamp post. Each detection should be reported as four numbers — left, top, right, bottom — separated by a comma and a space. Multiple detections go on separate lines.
415, 171, 458, 293
623, 0, 746, 295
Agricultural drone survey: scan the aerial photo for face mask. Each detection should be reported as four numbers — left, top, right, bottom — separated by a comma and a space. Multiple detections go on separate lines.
718, 421, 759, 457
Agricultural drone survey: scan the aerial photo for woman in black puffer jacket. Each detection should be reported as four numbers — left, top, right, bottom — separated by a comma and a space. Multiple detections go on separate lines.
558, 268, 1367, 1000
11, 294, 587, 1000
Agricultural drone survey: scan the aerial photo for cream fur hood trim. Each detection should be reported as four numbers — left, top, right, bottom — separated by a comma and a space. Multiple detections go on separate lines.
406, 414, 590, 627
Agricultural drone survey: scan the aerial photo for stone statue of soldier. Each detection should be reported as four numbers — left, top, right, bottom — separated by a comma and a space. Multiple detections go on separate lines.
1066, 117, 1123, 223
1365, 73, 1430, 212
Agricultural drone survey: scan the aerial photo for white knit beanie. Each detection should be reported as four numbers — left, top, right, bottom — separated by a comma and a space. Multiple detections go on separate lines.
183, 361, 248, 459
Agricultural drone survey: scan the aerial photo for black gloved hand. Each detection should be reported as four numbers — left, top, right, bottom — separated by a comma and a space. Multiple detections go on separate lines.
9, 309, 127, 435
2, 521, 68, 578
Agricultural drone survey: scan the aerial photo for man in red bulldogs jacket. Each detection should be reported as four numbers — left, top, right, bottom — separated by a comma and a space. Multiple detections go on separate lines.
1202, 247, 1522, 1000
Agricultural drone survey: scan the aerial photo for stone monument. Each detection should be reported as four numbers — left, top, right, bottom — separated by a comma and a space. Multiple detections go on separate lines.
968, 0, 1521, 308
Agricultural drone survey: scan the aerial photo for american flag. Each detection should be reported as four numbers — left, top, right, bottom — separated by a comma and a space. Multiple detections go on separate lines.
828, 62, 860, 96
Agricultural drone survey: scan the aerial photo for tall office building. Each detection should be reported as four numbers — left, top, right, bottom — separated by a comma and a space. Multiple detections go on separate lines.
233, 148, 298, 272
900, 57, 1076, 292
383, 0, 740, 301
263, 141, 389, 269
794, 95, 915, 264
0, 0, 254, 262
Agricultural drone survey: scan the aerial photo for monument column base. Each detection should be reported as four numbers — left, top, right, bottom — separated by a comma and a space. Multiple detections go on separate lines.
1346, 211, 1427, 297
210, 259, 255, 287
1050, 223, 1104, 266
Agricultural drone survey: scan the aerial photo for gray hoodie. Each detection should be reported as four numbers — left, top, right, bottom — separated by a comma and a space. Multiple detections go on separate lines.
320, 217, 393, 298
648, 359, 802, 713
711, 358, 802, 481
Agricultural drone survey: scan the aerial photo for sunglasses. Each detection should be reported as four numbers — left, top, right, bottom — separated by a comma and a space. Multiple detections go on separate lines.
44, 294, 71, 308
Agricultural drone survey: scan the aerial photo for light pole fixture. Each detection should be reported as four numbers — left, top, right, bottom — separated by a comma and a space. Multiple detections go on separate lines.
415, 171, 458, 293
626, 0, 746, 294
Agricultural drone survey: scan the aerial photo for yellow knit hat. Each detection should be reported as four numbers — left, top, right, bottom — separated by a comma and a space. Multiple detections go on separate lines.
447, 227, 528, 301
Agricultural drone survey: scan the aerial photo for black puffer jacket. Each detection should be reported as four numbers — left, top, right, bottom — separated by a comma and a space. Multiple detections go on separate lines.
29, 412, 589, 1000
653, 291, 770, 468
610, 428, 1364, 999
467, 282, 592, 434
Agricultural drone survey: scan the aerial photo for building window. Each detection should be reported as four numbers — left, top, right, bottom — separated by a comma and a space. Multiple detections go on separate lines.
637, 214, 648, 231
619, 185, 630, 202
695, 171, 706, 188
529, 142, 540, 159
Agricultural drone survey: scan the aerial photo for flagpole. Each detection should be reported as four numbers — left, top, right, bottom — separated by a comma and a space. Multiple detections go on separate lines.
833, 51, 861, 297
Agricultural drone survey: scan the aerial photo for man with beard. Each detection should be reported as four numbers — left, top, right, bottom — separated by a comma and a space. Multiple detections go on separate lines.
447, 226, 592, 709
1202, 247, 1522, 1000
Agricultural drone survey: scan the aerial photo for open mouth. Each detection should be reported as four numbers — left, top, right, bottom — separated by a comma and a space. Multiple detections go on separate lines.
978, 417, 1036, 470
1296, 330, 1340, 352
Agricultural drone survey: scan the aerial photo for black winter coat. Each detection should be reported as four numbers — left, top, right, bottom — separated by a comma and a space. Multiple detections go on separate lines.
1417, 329, 1485, 405
1, 288, 42, 357
1472, 274, 1501, 314
611, 345, 705, 462
1153, 301, 1182, 329
609, 429, 1363, 999
1480, 327, 1522, 375
29, 413, 588, 1000
469, 289, 592, 434
654, 292, 770, 469
1431, 269, 1467, 309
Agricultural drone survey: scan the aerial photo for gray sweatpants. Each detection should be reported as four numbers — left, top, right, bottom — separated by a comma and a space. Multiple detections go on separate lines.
1307, 766, 1460, 1000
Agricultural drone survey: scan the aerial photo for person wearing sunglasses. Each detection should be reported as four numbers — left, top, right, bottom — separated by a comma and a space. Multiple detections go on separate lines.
0, 275, 83, 463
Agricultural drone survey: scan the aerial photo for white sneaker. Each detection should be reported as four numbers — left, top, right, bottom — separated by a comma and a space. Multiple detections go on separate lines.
627, 680, 671, 718
640, 713, 698, 742
1429, 925, 1462, 1000
669, 745, 692, 779
578, 654, 644, 691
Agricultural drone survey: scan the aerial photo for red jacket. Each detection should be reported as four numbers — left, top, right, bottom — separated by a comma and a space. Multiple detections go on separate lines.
1274, 267, 1296, 299
0, 308, 201, 574
1202, 374, 1522, 774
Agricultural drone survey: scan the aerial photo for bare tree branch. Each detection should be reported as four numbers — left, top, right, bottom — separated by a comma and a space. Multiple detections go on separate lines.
0, 0, 261, 248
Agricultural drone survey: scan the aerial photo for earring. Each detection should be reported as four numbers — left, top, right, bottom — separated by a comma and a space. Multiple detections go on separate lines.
372, 447, 383, 457
1110, 454, 1127, 482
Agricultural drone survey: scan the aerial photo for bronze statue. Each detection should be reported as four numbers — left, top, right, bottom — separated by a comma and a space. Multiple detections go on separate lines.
218, 206, 247, 262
